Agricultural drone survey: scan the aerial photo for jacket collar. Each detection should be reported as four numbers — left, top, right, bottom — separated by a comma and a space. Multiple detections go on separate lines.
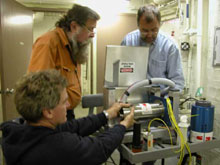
55, 27, 70, 47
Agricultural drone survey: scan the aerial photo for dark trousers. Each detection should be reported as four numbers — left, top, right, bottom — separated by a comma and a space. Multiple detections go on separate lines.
67, 109, 75, 121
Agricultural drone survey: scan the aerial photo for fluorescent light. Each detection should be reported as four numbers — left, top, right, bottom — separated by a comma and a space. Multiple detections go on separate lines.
74, 0, 129, 27
8, 15, 33, 25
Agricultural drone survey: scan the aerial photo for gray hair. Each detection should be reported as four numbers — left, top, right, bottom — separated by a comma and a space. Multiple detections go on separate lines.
56, 4, 100, 31
14, 70, 67, 123
137, 4, 161, 25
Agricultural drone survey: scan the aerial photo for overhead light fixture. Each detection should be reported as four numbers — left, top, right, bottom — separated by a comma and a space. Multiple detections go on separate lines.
8, 15, 33, 25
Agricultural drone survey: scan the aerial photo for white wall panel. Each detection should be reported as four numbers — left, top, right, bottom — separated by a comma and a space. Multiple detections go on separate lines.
200, 0, 220, 164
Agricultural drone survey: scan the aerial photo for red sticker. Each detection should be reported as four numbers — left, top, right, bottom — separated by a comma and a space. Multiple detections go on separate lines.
196, 136, 203, 140
120, 68, 133, 73
206, 137, 211, 141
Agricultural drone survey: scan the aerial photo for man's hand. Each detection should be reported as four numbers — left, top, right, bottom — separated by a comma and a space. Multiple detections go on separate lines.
106, 102, 131, 120
120, 106, 135, 129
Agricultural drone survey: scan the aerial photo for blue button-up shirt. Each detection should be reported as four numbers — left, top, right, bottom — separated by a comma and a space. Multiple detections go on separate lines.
121, 29, 184, 90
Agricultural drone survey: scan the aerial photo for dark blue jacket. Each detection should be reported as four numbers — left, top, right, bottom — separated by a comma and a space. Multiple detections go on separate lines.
0, 113, 126, 165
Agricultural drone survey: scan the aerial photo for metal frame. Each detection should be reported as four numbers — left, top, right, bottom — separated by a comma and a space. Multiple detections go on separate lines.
119, 138, 220, 164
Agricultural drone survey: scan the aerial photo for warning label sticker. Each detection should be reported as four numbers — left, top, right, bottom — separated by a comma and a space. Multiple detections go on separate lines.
120, 68, 133, 73
120, 62, 135, 73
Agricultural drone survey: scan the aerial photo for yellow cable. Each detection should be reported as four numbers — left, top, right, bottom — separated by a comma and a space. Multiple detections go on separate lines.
167, 98, 185, 162
148, 118, 173, 147
166, 98, 192, 165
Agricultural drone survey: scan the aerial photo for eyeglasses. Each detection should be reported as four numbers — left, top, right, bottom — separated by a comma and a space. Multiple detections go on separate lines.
139, 27, 159, 36
82, 25, 95, 35
140, 30, 158, 36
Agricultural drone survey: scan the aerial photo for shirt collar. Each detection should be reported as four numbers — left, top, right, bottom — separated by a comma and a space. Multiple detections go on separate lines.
55, 27, 70, 47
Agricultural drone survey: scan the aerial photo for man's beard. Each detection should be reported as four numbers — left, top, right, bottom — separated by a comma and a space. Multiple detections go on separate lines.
70, 34, 92, 64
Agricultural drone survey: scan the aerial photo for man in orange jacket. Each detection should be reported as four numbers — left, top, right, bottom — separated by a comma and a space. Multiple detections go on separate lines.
28, 4, 100, 120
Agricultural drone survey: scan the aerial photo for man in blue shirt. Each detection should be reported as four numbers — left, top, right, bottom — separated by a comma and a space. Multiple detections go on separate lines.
120, 4, 184, 165
121, 4, 184, 91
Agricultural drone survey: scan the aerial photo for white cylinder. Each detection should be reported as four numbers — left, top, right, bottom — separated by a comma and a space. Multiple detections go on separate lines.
177, 115, 189, 145
177, 124, 189, 145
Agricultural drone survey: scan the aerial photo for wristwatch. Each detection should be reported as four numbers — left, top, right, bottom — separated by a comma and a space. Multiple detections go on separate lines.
103, 110, 109, 120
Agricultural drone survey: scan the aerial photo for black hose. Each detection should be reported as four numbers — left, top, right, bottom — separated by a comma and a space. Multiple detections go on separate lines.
179, 97, 198, 106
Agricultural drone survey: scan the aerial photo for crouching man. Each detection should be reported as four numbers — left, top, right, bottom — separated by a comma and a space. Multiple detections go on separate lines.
0, 70, 134, 165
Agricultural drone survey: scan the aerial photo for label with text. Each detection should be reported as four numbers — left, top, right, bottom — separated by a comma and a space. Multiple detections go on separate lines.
120, 62, 135, 73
